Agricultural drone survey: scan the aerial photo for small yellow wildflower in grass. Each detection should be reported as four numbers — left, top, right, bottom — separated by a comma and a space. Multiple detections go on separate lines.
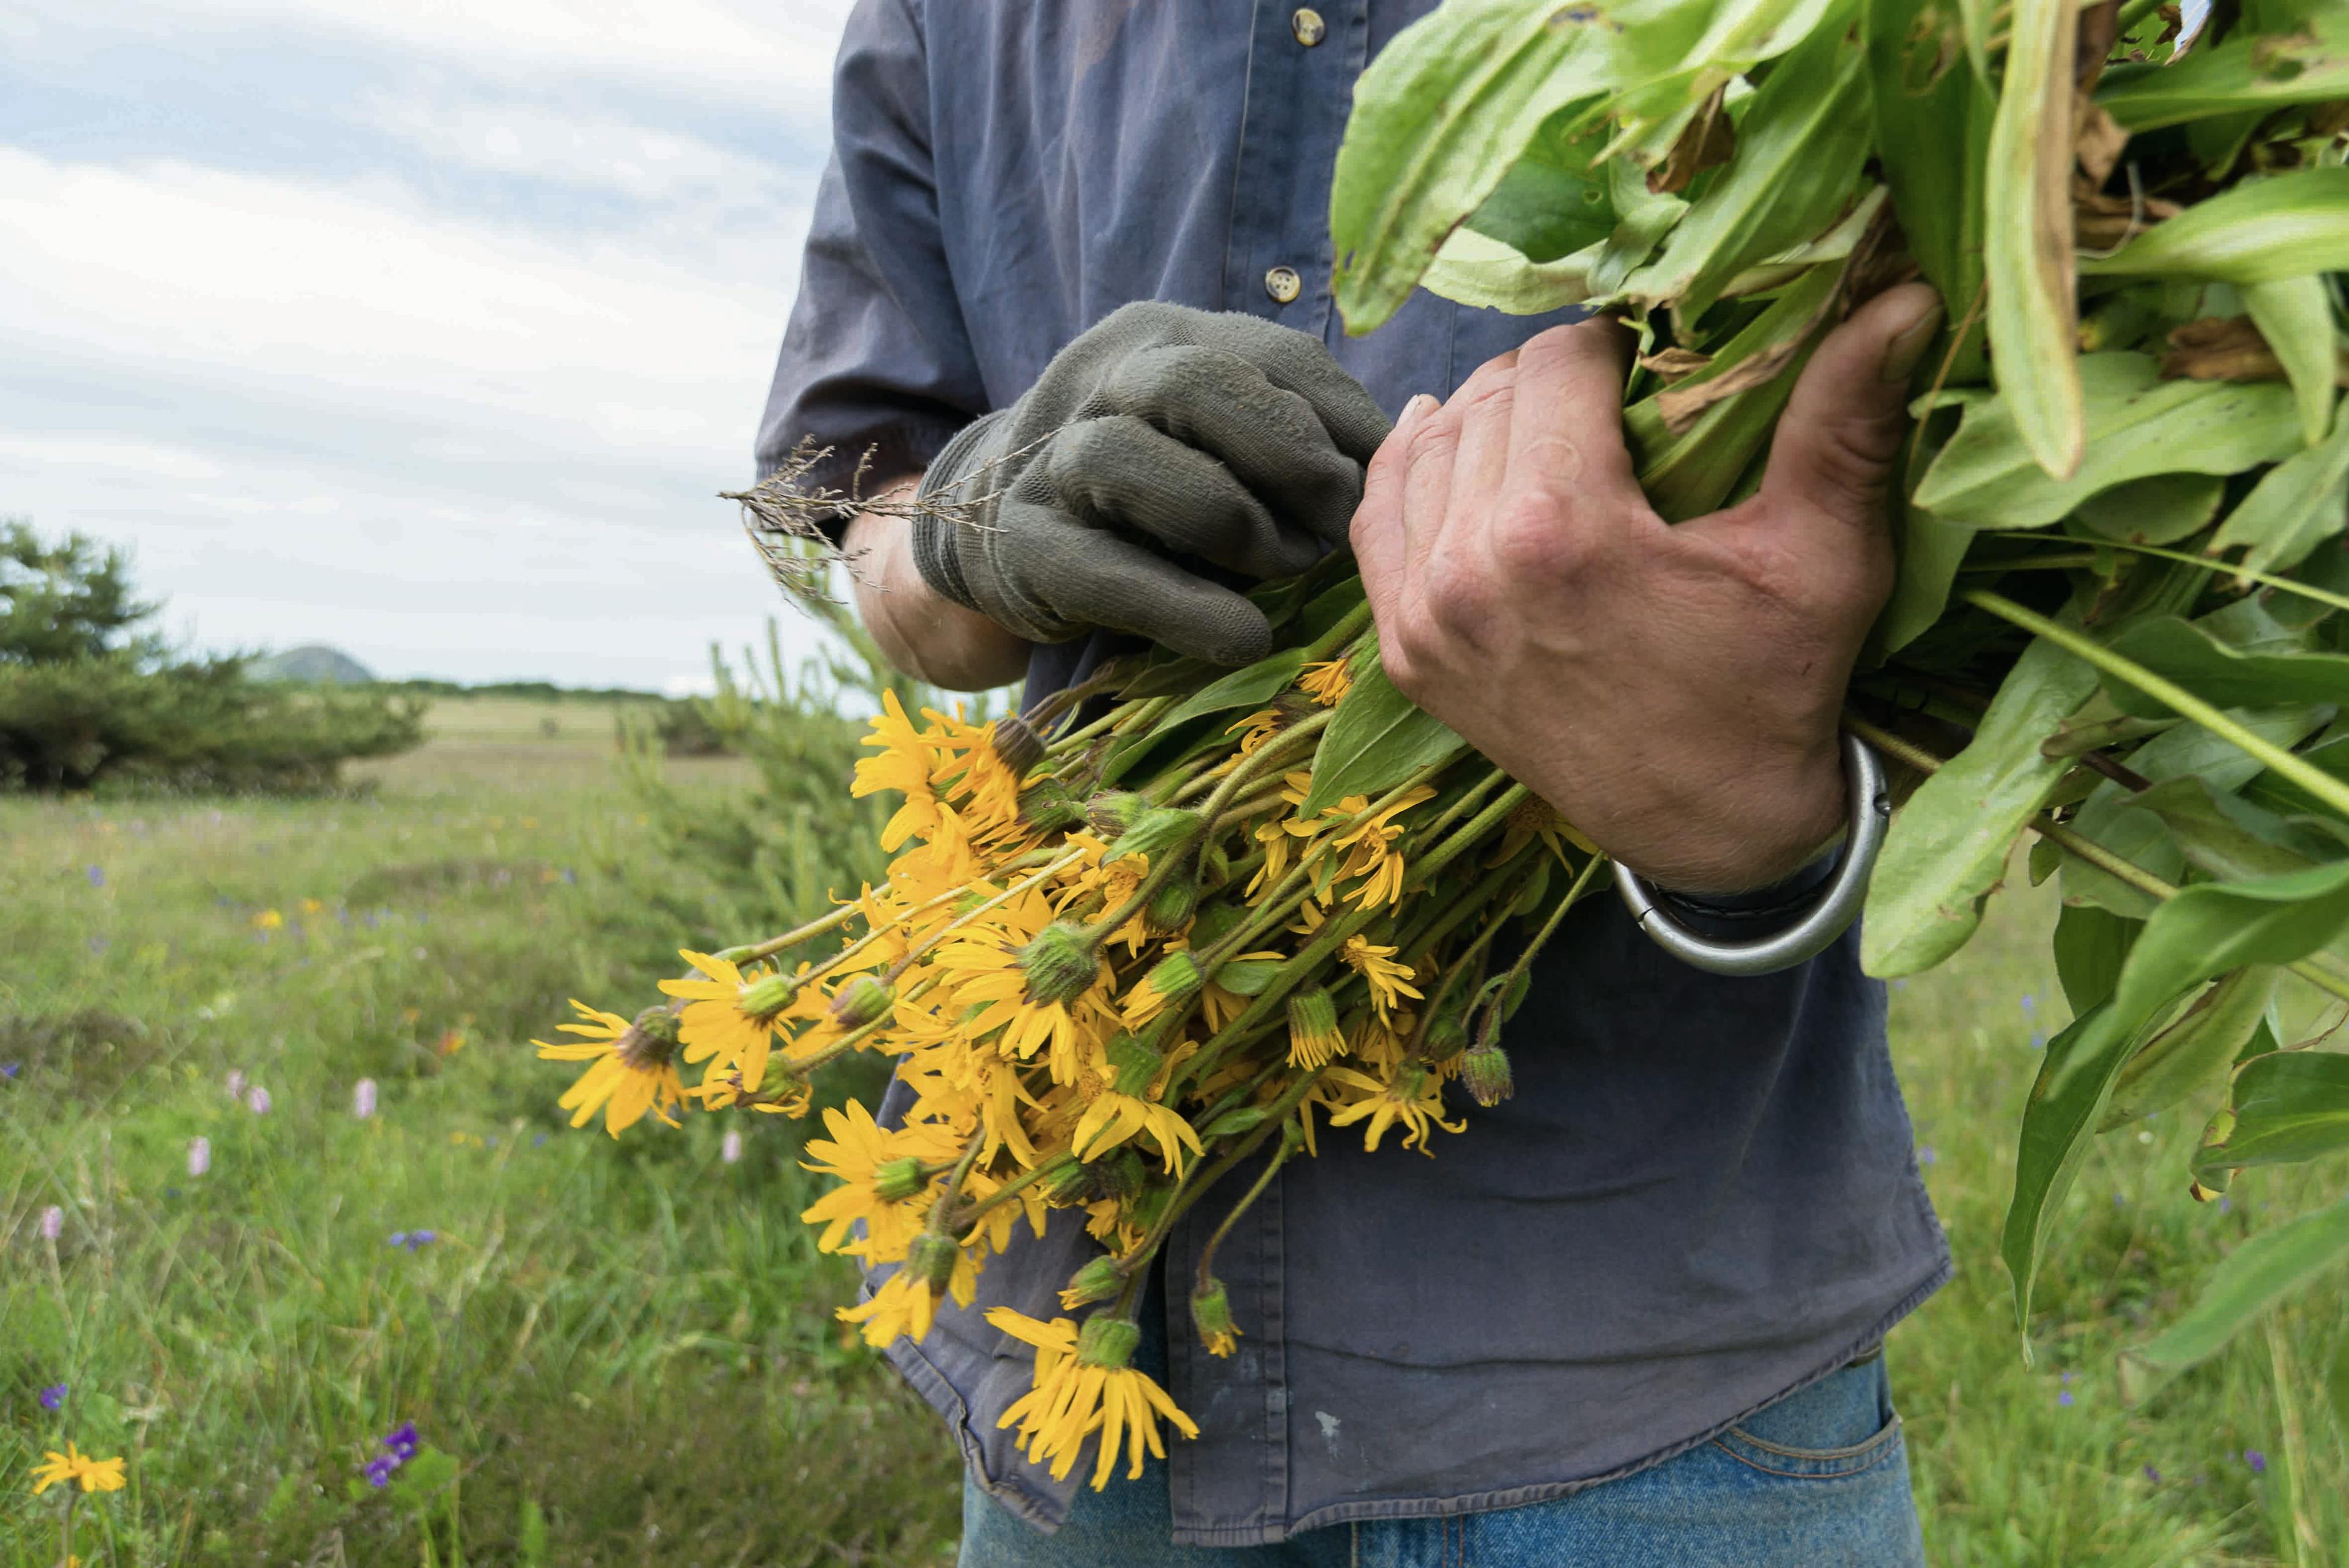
1321, 1063, 1463, 1154
299, 896, 325, 916
989, 1309, 1201, 1488
30, 1442, 125, 1495
1299, 658, 1351, 707
533, 1000, 685, 1136
251, 908, 283, 931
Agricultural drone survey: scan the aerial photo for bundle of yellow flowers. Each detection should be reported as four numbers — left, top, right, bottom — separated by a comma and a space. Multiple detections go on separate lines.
540, 566, 1608, 1488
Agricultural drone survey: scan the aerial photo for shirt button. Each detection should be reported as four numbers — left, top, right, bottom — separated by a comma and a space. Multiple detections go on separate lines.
1291, 7, 1326, 46
1264, 265, 1303, 305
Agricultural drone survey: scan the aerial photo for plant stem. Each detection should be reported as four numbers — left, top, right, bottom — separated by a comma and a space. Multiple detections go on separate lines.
1978, 533, 2349, 616
1962, 590, 2349, 825
1193, 1137, 1294, 1290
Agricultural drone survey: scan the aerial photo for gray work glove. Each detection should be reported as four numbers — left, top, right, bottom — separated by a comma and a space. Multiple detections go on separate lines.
910, 301, 1392, 665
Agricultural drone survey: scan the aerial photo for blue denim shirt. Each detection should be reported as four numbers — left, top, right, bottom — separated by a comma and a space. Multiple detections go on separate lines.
757, 0, 1949, 1547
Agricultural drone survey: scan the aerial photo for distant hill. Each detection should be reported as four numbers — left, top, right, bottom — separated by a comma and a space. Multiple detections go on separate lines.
249, 645, 376, 684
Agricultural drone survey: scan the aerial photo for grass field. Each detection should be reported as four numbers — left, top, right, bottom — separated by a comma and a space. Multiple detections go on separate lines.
4, 695, 2344, 1566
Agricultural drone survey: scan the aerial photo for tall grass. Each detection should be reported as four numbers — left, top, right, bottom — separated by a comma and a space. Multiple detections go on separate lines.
2, 697, 2340, 1564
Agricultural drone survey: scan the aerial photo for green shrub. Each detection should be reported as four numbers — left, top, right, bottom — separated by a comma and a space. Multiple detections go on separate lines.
0, 520, 424, 792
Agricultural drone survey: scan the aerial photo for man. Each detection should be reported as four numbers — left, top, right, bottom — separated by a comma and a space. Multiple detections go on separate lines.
758, 4, 1951, 1562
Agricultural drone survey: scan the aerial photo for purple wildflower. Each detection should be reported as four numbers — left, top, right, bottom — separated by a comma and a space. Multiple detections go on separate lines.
2218, 1197, 2233, 1214
86, 865, 105, 887
2021, 993, 2036, 1015
246, 1084, 272, 1115
188, 1136, 210, 1177
2143, 1465, 2161, 1482
2057, 1390, 2074, 1407
2245, 1449, 2266, 1474
225, 1070, 246, 1100
362, 1455, 398, 1488
1, 1062, 18, 1079
388, 1230, 438, 1252
39, 1205, 62, 1241
382, 1422, 420, 1460
1917, 1145, 1937, 1167
354, 1078, 378, 1119
722, 1128, 743, 1165
39, 1385, 65, 1411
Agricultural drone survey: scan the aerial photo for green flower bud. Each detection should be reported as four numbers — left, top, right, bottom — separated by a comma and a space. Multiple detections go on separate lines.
1110, 806, 1203, 864
1047, 1158, 1096, 1204
905, 1232, 959, 1291
873, 1156, 927, 1203
989, 713, 1045, 777
1145, 870, 1201, 935
1422, 1007, 1469, 1059
1143, 949, 1204, 1007
619, 1005, 681, 1070
1059, 1254, 1124, 1309
1190, 1276, 1239, 1355
1460, 1041, 1515, 1107
1108, 1032, 1166, 1098
1076, 1314, 1141, 1369
1017, 922, 1099, 1005
737, 972, 796, 1019
1018, 779, 1086, 832
1085, 791, 1148, 838
1201, 1105, 1269, 1139
829, 974, 894, 1030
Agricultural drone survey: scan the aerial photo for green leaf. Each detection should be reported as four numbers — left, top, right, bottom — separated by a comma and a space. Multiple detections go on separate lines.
2209, 394, 2349, 577
2241, 276, 2342, 449
1619, 4, 1873, 322
1982, 0, 2083, 478
2099, 966, 2280, 1129
1465, 106, 1617, 262
2006, 861, 2349, 1339
1876, 505, 1975, 656
1214, 958, 1287, 996
2071, 473, 2227, 546
1156, 648, 1309, 731
1865, 0, 1994, 363
2124, 774, 2339, 882
1420, 227, 1598, 316
2117, 1196, 2349, 1402
2101, 616, 2349, 720
2098, 13, 2349, 130
1296, 653, 1464, 819
2054, 901, 2141, 1013
1863, 636, 2100, 976
2196, 1049, 2349, 1171
2329, 1331, 2349, 1446
2079, 168, 2349, 284
1913, 353, 2304, 527
1330, 1, 1616, 335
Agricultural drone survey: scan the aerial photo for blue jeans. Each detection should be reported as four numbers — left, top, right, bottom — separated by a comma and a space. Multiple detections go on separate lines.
959, 1323, 1923, 1567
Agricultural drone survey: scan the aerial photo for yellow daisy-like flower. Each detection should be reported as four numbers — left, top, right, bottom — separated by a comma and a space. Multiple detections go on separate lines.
1494, 793, 1599, 863
932, 933, 1112, 1085
1286, 986, 1346, 1070
1338, 935, 1423, 1022
1225, 707, 1284, 756
836, 1246, 979, 1348
852, 690, 944, 851
1299, 658, 1352, 707
1326, 785, 1435, 911
1321, 1063, 1465, 1154
534, 1000, 685, 1137
798, 1100, 959, 1260
30, 1441, 126, 1495
1072, 1089, 1205, 1175
988, 1309, 1201, 1490
659, 950, 801, 1098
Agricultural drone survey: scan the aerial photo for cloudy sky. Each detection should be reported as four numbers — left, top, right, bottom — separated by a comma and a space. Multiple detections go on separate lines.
0, 0, 860, 692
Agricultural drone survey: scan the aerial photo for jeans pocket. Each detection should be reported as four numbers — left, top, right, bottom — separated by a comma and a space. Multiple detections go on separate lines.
1711, 1359, 1906, 1481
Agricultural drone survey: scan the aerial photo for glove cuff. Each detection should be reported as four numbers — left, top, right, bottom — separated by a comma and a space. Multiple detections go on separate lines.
908, 412, 1010, 613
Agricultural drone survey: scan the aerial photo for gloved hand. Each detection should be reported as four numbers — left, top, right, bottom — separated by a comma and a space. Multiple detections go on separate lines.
910, 301, 1391, 665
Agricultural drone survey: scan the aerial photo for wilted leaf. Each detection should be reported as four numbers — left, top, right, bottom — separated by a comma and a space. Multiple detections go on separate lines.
1654, 259, 1844, 435
1420, 227, 1597, 316
2158, 314, 2284, 382
1863, 637, 2099, 976
2098, 13, 2349, 130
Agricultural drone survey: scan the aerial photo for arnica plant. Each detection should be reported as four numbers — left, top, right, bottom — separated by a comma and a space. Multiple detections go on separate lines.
543, 0, 2349, 1489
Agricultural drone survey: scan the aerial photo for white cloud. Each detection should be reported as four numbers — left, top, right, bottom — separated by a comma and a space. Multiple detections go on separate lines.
18, 0, 859, 108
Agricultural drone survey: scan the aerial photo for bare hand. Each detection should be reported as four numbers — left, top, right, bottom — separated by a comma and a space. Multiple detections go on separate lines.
1351, 284, 1943, 892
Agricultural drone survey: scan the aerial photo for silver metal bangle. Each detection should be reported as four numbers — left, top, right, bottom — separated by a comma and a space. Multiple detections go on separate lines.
1612, 733, 1888, 978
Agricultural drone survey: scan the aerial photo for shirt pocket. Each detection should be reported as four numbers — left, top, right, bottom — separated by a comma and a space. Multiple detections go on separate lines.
1710, 1359, 1906, 1481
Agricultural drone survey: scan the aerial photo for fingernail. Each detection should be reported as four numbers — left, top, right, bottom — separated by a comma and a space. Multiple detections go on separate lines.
1879, 297, 1946, 385
1397, 392, 1438, 430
